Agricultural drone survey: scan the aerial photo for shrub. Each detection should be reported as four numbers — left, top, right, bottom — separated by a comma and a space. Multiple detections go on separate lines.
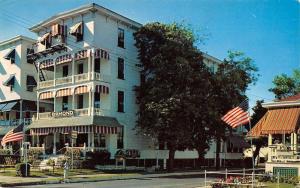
84, 150, 111, 168
28, 148, 44, 163
15, 163, 30, 177
64, 148, 82, 160
0, 149, 11, 155
47, 159, 55, 173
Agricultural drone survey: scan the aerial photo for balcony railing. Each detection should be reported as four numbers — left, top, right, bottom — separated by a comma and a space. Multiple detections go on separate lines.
38, 80, 54, 88
0, 118, 32, 126
39, 72, 110, 89
56, 76, 72, 85
74, 108, 89, 116
74, 73, 89, 83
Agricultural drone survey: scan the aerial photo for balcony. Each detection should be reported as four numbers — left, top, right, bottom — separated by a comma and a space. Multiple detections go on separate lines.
37, 108, 110, 120
38, 73, 111, 89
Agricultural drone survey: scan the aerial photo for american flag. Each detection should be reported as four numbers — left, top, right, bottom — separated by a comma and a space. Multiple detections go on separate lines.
1, 124, 24, 146
221, 99, 250, 128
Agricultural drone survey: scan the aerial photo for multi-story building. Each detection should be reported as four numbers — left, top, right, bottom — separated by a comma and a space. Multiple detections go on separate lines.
24, 3, 247, 167
0, 35, 46, 145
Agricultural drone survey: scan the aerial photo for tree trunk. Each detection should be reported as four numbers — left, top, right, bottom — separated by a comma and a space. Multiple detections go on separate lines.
253, 142, 262, 166
215, 138, 221, 170
196, 148, 205, 169
168, 149, 176, 172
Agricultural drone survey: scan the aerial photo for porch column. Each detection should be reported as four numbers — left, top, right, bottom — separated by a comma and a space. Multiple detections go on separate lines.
32, 135, 35, 147
282, 133, 286, 145
19, 99, 23, 121
91, 89, 95, 116
91, 48, 95, 80
54, 59, 56, 86
268, 134, 272, 162
91, 133, 95, 152
294, 133, 298, 152
88, 50, 91, 81
37, 92, 40, 119
53, 133, 57, 154
106, 134, 118, 159
72, 91, 75, 110
72, 53, 75, 84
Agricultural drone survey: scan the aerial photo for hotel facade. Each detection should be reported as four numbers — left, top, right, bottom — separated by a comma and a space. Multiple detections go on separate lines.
0, 4, 247, 167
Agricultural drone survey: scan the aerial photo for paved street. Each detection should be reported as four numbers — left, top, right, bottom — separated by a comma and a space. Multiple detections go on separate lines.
14, 176, 213, 188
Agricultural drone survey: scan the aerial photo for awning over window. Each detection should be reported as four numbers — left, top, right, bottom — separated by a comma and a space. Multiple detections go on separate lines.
74, 85, 89, 95
39, 91, 53, 100
69, 22, 83, 35
1, 101, 17, 111
56, 88, 72, 97
28, 116, 122, 135
26, 76, 37, 87
261, 108, 300, 134
3, 49, 15, 61
95, 85, 109, 94
3, 75, 15, 86
39, 32, 51, 43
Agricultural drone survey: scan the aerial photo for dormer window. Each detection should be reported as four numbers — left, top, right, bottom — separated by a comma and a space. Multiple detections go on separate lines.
4, 48, 15, 64
39, 32, 52, 49
70, 22, 83, 42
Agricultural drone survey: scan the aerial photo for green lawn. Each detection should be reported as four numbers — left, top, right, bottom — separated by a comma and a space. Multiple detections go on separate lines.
265, 182, 295, 188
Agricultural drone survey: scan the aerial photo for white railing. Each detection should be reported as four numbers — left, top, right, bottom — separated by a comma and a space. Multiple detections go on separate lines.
74, 108, 89, 116
94, 72, 101, 81
0, 118, 32, 126
38, 112, 52, 119
74, 73, 89, 83
39, 80, 54, 89
56, 76, 72, 85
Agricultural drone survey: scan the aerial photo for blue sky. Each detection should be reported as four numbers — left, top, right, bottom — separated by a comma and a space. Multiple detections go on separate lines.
0, 0, 299, 108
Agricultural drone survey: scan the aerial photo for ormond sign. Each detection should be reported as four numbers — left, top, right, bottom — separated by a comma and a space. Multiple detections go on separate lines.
51, 110, 74, 118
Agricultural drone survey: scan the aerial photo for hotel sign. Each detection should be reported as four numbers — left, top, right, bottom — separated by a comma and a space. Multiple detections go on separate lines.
51, 110, 74, 118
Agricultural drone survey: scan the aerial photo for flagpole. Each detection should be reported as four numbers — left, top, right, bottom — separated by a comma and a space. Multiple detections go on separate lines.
248, 107, 255, 185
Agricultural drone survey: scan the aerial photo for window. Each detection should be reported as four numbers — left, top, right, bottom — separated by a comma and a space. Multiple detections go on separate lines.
62, 65, 68, 77
78, 63, 83, 74
94, 58, 100, 73
62, 96, 68, 111
94, 93, 100, 108
117, 58, 124, 79
117, 132, 124, 149
117, 91, 124, 112
94, 134, 106, 148
77, 95, 83, 109
118, 28, 124, 48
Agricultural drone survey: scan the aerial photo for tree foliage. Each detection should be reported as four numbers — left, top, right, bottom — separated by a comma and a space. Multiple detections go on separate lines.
269, 69, 300, 99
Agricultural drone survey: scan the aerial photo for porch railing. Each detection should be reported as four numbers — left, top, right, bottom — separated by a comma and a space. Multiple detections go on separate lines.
0, 118, 32, 126
38, 80, 54, 89
74, 108, 89, 116
74, 73, 89, 83
56, 76, 72, 85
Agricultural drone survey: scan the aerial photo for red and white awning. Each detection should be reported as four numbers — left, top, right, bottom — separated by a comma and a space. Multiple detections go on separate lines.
56, 88, 72, 97
75, 49, 89, 60
74, 85, 89, 95
39, 59, 54, 69
39, 91, 53, 100
56, 54, 73, 65
95, 85, 109, 94
30, 125, 121, 135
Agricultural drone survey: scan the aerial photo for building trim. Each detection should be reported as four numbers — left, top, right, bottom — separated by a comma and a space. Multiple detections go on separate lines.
262, 101, 300, 109
0, 35, 36, 47
29, 3, 143, 32
202, 53, 223, 64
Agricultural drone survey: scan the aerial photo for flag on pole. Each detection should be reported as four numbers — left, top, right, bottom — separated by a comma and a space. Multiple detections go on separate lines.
221, 99, 250, 128
1, 123, 24, 146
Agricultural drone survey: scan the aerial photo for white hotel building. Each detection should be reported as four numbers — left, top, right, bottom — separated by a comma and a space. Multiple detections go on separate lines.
2, 3, 246, 167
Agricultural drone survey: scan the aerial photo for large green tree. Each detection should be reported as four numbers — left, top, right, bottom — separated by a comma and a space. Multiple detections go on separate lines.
269, 69, 300, 99
134, 22, 213, 171
211, 51, 259, 169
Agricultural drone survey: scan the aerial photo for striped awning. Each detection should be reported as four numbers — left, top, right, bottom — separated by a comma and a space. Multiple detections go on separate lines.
95, 48, 110, 60
75, 49, 89, 60
39, 32, 51, 43
248, 112, 268, 137
30, 125, 120, 135
259, 108, 300, 135
39, 59, 54, 69
56, 54, 72, 65
56, 88, 72, 97
74, 85, 89, 95
39, 91, 53, 99
95, 85, 109, 94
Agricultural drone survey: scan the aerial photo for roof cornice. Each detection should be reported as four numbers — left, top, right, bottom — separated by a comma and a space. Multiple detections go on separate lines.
29, 3, 142, 33
0, 35, 36, 47
262, 101, 300, 109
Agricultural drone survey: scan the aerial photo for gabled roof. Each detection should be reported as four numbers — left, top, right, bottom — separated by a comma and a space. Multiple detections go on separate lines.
29, 3, 142, 33
0, 35, 35, 47
263, 93, 300, 109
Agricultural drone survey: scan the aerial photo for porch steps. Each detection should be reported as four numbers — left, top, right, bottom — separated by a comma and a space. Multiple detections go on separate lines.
38, 154, 66, 170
